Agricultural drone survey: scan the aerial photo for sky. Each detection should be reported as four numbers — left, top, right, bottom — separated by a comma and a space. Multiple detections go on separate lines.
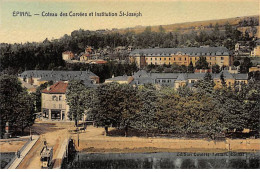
0, 0, 259, 43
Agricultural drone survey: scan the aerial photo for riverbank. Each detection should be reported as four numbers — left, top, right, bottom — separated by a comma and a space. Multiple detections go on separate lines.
72, 126, 260, 153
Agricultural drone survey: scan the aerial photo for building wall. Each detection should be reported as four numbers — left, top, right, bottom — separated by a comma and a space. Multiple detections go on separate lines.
251, 46, 260, 57
41, 93, 70, 121
249, 66, 260, 72
131, 55, 230, 68
62, 52, 74, 61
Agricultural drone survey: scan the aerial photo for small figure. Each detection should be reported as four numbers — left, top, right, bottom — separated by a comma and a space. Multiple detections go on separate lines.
17, 150, 20, 158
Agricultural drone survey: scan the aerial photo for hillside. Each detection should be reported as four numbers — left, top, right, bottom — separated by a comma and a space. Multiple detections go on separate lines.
111, 15, 259, 37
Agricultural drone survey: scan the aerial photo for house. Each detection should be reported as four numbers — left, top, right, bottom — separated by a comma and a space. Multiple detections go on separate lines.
249, 65, 260, 72
18, 70, 100, 88
129, 47, 232, 68
62, 51, 74, 61
85, 46, 93, 54
251, 40, 260, 57
251, 45, 260, 57
41, 81, 70, 121
80, 53, 91, 62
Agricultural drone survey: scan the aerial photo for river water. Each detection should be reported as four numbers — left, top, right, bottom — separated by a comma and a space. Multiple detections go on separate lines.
62, 151, 260, 169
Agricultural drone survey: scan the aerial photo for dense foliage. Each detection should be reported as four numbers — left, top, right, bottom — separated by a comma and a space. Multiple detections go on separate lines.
0, 75, 35, 137
0, 22, 257, 75
68, 77, 260, 139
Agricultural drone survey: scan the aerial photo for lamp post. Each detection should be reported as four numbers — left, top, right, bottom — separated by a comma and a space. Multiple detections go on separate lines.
77, 127, 79, 147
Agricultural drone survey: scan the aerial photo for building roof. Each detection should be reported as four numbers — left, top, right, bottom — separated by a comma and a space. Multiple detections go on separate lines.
19, 70, 98, 83
130, 70, 248, 86
42, 81, 68, 94
130, 47, 230, 57
176, 73, 188, 81
62, 51, 73, 54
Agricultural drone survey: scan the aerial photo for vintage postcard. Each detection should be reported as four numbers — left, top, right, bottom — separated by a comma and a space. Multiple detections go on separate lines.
0, 0, 259, 170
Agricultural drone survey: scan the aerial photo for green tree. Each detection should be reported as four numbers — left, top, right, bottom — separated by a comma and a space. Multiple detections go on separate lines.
15, 91, 36, 134
187, 62, 194, 73
91, 83, 142, 136
240, 57, 252, 73
66, 80, 92, 126
132, 85, 158, 136
195, 56, 209, 69
0, 74, 35, 137
220, 72, 226, 87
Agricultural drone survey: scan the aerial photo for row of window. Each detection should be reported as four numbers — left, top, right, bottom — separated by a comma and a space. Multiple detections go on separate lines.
146, 57, 224, 61
155, 79, 172, 83
42, 103, 63, 109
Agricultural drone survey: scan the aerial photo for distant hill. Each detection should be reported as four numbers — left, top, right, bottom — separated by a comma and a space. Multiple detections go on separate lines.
110, 15, 259, 37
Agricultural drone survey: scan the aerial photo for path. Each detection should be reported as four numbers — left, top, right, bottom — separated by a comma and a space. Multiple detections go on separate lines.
8, 135, 39, 169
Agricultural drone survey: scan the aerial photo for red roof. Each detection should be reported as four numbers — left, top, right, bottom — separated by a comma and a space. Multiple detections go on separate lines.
42, 81, 68, 94
96, 60, 107, 64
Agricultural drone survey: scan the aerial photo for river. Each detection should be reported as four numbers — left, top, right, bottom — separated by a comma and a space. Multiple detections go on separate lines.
61, 151, 260, 169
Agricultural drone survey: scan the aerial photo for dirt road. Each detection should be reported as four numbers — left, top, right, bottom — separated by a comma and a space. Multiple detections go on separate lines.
17, 122, 73, 169
73, 126, 260, 153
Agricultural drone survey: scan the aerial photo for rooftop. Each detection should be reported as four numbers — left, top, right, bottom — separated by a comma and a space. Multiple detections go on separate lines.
130, 47, 230, 56
42, 81, 68, 94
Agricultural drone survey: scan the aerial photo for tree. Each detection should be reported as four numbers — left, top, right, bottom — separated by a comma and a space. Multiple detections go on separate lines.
159, 25, 165, 33
240, 57, 252, 73
66, 80, 92, 126
220, 72, 226, 87
212, 64, 220, 73
15, 91, 35, 134
132, 85, 158, 136
194, 72, 215, 95
195, 56, 209, 69
91, 83, 142, 136
233, 60, 240, 67
34, 82, 48, 112
187, 62, 194, 73
0, 74, 35, 137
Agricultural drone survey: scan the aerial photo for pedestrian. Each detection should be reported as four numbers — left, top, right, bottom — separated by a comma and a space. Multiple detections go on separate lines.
17, 150, 20, 158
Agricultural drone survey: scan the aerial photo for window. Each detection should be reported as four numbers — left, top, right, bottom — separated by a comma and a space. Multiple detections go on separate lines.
151, 58, 152, 60
179, 58, 181, 61
185, 58, 186, 61
155, 58, 157, 60
59, 104, 62, 109
59, 96, 62, 101
52, 96, 57, 101
53, 104, 56, 108
215, 57, 216, 60
160, 58, 161, 61
210, 57, 211, 60
174, 58, 176, 61
221, 57, 224, 60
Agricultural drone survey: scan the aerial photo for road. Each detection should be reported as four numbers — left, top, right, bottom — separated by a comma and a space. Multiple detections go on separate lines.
17, 122, 73, 169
